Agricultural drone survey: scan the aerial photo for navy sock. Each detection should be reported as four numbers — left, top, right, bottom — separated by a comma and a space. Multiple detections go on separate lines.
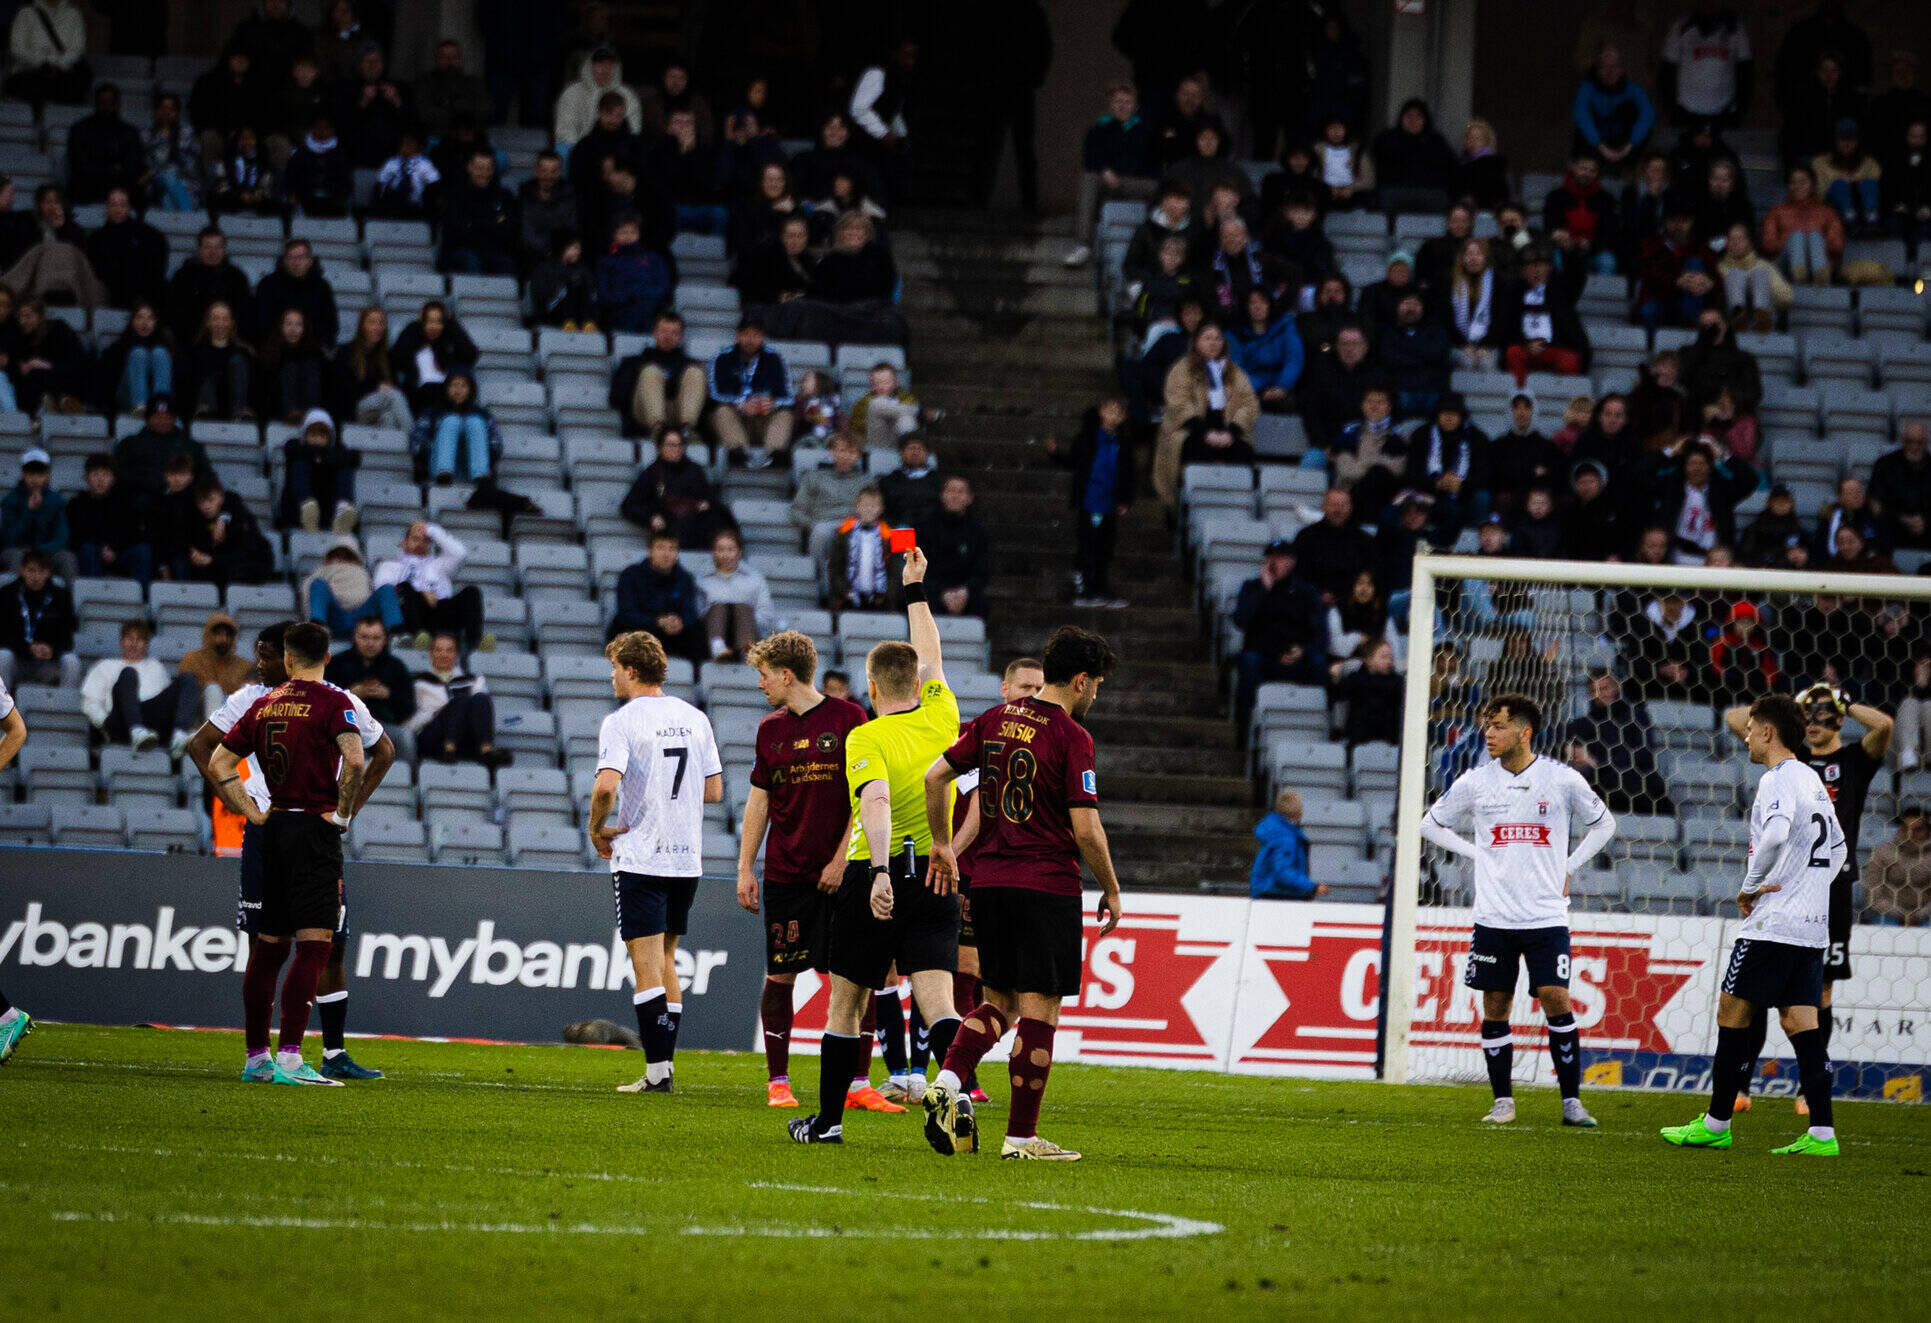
1817, 1003, 1834, 1060
877, 986, 908, 1074
316, 990, 347, 1053
1481, 1019, 1513, 1099
666, 1004, 683, 1061
1736, 1011, 1769, 1097
1707, 1025, 1751, 1122
926, 1016, 960, 1078
633, 990, 672, 1065
0, 984, 10, 1016
909, 1002, 930, 1072
818, 1033, 860, 1136
1789, 1027, 1835, 1128
1546, 1011, 1581, 1100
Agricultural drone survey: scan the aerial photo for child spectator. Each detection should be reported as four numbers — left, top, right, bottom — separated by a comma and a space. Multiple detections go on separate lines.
67, 453, 150, 582
1046, 398, 1134, 607
696, 527, 776, 661
1550, 394, 1594, 453
1761, 164, 1844, 285
827, 485, 896, 611
0, 446, 67, 574
282, 407, 359, 534
1709, 599, 1779, 700
0, 547, 76, 687
370, 129, 441, 219
1813, 119, 1883, 233
795, 369, 841, 442
620, 426, 717, 550
411, 369, 500, 485
208, 126, 279, 216
149, 452, 198, 578
96, 300, 174, 417
185, 300, 254, 422
849, 362, 927, 452
1313, 116, 1373, 210
789, 431, 867, 564
530, 229, 595, 330
1250, 790, 1325, 900
1510, 487, 1565, 559
184, 475, 275, 587
332, 307, 413, 434
282, 113, 354, 218
593, 212, 673, 333
1332, 639, 1404, 749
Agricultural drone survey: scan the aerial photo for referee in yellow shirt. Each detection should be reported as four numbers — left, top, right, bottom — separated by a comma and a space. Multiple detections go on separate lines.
789, 547, 967, 1145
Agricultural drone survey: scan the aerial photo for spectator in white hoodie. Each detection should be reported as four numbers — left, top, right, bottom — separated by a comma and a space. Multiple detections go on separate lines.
408, 631, 507, 768
553, 47, 641, 148
695, 526, 775, 661
80, 618, 201, 756
372, 520, 492, 653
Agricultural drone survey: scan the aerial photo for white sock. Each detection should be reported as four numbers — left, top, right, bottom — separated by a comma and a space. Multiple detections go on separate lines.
324, 1048, 345, 1060
936, 1069, 962, 1093
645, 1060, 672, 1085
246, 1047, 269, 1065
277, 1047, 303, 1067
1703, 1114, 1730, 1134
0, 1007, 19, 1026
1809, 1125, 1836, 1141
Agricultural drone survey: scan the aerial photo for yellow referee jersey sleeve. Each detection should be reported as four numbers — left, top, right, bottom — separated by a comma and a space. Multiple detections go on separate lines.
844, 678, 959, 861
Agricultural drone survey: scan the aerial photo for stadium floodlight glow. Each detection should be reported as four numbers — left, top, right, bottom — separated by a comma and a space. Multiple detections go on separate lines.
1383, 552, 1931, 1096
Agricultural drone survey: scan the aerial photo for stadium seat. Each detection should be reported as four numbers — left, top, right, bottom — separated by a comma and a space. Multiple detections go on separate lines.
469, 650, 543, 709
351, 815, 428, 862
99, 747, 176, 814
508, 821, 588, 869
1786, 286, 1853, 338
417, 763, 494, 819
1735, 332, 1798, 382
0, 802, 52, 842
225, 583, 297, 634
1758, 385, 1820, 436
528, 597, 603, 650
1799, 335, 1874, 388
1568, 865, 1624, 912
1862, 289, 1929, 347
1297, 797, 1368, 851
514, 543, 591, 597
1268, 737, 1347, 796
492, 710, 559, 764
127, 807, 205, 853
51, 804, 126, 848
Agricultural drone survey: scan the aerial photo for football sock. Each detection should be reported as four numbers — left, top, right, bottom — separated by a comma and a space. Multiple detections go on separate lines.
1480, 1019, 1513, 1099
666, 1001, 683, 1062
941, 1002, 1011, 1088
909, 1002, 930, 1073
925, 1015, 961, 1076
1006, 1018, 1056, 1140
242, 939, 290, 1054
818, 1032, 861, 1136
953, 971, 980, 1017
877, 985, 908, 1075
854, 994, 878, 1086
316, 990, 348, 1056
1706, 1024, 1752, 1125
760, 978, 794, 1082
276, 939, 332, 1056
633, 986, 672, 1066
1817, 1002, 1834, 1060
1736, 1010, 1769, 1097
0, 984, 11, 1016
1546, 1011, 1581, 1100
1788, 1027, 1835, 1130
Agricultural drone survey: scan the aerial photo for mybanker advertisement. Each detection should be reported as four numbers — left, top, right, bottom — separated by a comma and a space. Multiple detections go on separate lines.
0, 849, 765, 1048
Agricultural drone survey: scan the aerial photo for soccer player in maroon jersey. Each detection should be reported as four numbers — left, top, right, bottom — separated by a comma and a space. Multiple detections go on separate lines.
209, 622, 368, 1088
920, 626, 1123, 1160
736, 629, 867, 1108
947, 655, 1043, 1102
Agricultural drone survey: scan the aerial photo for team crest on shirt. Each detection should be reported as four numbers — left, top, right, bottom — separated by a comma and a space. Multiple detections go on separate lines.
817, 732, 839, 752
1537, 800, 1548, 816
1823, 763, 1840, 782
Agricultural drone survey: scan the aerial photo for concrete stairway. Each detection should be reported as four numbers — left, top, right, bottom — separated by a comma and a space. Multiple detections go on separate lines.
898, 211, 1258, 893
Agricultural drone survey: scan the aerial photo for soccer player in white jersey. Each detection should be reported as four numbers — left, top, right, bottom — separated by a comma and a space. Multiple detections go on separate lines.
186, 622, 395, 1081
0, 673, 31, 1064
590, 630, 723, 1094
1663, 694, 1846, 1155
1420, 693, 1618, 1127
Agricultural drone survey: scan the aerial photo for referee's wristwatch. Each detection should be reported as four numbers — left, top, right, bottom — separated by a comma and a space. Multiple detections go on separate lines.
870, 864, 891, 877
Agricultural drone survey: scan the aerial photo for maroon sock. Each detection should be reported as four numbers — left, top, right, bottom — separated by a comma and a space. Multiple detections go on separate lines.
853, 993, 878, 1085
242, 937, 289, 1053
1006, 1018, 1057, 1140
760, 978, 794, 1081
941, 1002, 1011, 1083
953, 971, 981, 1017
276, 940, 332, 1055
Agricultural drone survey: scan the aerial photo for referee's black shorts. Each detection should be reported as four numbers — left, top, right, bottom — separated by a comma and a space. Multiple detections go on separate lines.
827, 855, 958, 990
260, 812, 344, 936
971, 884, 1084, 998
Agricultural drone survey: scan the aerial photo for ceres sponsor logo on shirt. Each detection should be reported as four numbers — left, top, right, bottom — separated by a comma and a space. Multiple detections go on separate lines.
1490, 823, 1553, 847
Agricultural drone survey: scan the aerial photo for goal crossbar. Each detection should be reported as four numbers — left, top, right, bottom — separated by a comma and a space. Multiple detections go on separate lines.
1381, 553, 1931, 1084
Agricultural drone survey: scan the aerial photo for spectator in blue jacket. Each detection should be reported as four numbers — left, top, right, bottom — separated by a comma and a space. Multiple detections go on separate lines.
706, 316, 794, 467
1572, 45, 1655, 173
0, 447, 68, 574
1227, 288, 1304, 413
594, 212, 674, 333
1251, 790, 1329, 899
609, 528, 705, 661
1067, 83, 1159, 268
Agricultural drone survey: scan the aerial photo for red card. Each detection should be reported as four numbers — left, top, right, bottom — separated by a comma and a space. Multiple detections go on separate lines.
890, 529, 916, 553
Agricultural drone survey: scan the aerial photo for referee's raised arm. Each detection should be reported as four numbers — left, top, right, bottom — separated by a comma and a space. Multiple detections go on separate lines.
901, 546, 945, 689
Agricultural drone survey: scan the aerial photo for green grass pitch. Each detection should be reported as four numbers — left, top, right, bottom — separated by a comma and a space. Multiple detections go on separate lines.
4, 1025, 1927, 1319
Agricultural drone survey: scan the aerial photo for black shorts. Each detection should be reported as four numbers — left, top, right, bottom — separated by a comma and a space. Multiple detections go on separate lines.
1825, 865, 1854, 982
826, 857, 959, 990
763, 881, 830, 975
259, 812, 345, 936
1463, 924, 1570, 994
613, 873, 699, 941
238, 822, 350, 943
957, 874, 976, 947
1723, 937, 1825, 1010
971, 885, 1084, 999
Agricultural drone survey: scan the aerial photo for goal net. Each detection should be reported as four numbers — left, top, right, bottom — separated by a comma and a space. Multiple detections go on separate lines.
1382, 553, 1931, 1106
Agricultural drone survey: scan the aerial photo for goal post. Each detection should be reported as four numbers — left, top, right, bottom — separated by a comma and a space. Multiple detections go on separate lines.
1382, 552, 1931, 1101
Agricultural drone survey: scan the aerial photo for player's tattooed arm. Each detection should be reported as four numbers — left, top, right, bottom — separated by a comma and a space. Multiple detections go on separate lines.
208, 744, 267, 826
333, 731, 366, 826
184, 721, 223, 785
1071, 806, 1124, 936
